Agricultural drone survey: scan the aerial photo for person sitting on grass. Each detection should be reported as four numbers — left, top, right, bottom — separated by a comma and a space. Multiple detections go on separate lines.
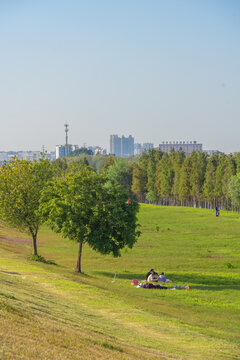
147, 271, 159, 282
158, 272, 166, 282
145, 269, 154, 281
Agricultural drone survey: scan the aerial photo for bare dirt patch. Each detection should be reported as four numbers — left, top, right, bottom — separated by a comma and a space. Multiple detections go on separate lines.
0, 236, 32, 245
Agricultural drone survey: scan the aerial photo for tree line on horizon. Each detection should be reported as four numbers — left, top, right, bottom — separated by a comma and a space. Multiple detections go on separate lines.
131, 148, 240, 210
53, 148, 240, 210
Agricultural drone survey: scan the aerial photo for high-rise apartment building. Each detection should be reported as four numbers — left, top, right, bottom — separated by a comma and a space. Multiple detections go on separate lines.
110, 135, 121, 157
121, 135, 134, 157
110, 135, 134, 157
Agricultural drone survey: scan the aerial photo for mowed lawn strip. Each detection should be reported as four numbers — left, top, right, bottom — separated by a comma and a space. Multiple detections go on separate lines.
0, 205, 239, 360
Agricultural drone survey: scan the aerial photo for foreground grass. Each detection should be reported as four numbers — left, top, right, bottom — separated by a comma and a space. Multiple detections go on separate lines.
0, 205, 240, 359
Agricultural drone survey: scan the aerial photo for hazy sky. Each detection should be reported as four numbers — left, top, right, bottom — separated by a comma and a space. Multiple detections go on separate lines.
0, 0, 240, 153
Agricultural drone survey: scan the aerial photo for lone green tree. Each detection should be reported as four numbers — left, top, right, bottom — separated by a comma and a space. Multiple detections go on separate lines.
0, 157, 52, 256
39, 167, 140, 273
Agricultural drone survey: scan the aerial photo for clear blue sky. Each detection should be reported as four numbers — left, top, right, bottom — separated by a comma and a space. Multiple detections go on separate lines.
0, 0, 239, 153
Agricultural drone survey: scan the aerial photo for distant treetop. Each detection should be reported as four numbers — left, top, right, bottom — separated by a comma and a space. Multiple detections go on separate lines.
70, 147, 93, 156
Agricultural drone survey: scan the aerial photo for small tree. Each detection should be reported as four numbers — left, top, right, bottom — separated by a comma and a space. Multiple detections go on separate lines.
146, 190, 158, 204
39, 167, 140, 273
0, 157, 52, 256
107, 159, 133, 194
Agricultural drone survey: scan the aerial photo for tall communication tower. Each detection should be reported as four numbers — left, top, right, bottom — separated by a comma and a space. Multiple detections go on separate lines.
64, 123, 69, 146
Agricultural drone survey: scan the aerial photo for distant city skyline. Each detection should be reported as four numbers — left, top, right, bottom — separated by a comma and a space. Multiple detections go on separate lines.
0, 131, 226, 155
0, 150, 55, 164
0, 120, 226, 155
0, 1, 240, 153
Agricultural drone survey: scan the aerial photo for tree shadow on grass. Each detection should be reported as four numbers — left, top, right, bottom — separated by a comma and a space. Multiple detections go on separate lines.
0, 270, 21, 275
73, 272, 92, 279
167, 273, 239, 287
27, 254, 58, 266
193, 285, 240, 291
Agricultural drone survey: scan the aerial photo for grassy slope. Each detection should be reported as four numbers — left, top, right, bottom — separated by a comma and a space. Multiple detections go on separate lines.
0, 204, 239, 360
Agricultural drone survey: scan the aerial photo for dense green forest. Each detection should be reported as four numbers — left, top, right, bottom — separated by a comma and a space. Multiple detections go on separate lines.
62, 149, 240, 210
130, 149, 240, 209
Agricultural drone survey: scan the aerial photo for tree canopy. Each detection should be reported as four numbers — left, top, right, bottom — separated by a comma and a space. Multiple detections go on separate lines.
229, 173, 240, 208
0, 157, 52, 255
39, 167, 140, 272
130, 149, 240, 209
70, 147, 93, 156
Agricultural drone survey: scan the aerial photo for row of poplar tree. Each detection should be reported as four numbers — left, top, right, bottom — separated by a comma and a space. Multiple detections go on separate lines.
130, 149, 240, 210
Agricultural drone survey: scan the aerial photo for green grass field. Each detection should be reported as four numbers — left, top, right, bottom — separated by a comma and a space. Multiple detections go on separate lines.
0, 204, 240, 360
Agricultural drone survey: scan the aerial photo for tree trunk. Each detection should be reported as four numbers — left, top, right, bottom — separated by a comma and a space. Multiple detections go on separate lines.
33, 234, 38, 255
76, 242, 83, 273
30, 228, 38, 255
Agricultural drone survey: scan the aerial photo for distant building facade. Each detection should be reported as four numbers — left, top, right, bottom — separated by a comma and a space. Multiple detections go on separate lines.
158, 141, 202, 155
56, 124, 79, 159
110, 135, 134, 157
89, 146, 107, 155
55, 144, 78, 159
143, 143, 154, 152
121, 135, 134, 157
204, 150, 223, 156
0, 150, 56, 165
110, 135, 121, 157
134, 142, 154, 156
134, 143, 142, 156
